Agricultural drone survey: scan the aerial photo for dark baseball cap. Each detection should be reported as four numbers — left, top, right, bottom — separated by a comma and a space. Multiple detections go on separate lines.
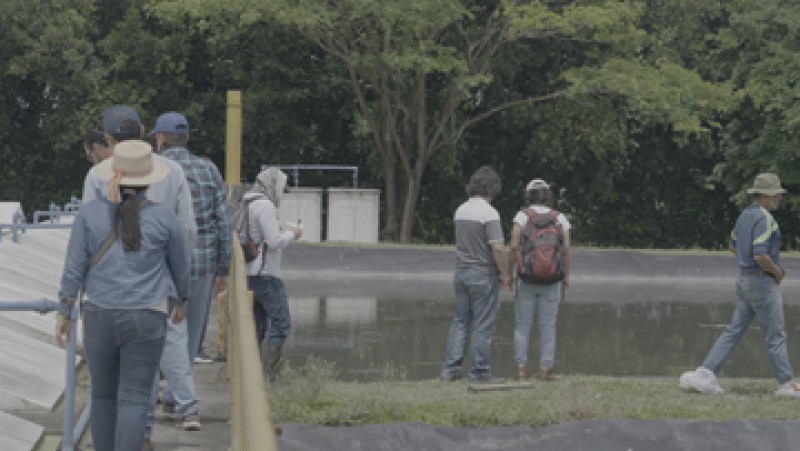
102, 105, 142, 135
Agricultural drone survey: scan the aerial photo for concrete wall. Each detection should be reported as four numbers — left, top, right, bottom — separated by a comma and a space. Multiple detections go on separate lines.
0, 202, 23, 223
280, 188, 323, 243
326, 189, 380, 243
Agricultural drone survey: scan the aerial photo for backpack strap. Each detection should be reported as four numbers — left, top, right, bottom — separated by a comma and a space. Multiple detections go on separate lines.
91, 229, 118, 269
523, 207, 539, 223
243, 198, 255, 241
244, 198, 269, 276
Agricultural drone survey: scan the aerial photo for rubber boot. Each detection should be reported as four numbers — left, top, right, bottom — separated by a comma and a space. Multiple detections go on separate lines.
261, 342, 284, 384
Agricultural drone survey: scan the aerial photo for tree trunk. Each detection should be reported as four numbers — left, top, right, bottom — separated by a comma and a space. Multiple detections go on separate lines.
399, 169, 422, 243
383, 154, 398, 240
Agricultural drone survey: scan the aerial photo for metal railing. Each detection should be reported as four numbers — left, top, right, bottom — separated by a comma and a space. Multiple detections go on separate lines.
33, 197, 81, 224
226, 235, 278, 450
262, 164, 359, 188
0, 299, 88, 450
0, 198, 80, 243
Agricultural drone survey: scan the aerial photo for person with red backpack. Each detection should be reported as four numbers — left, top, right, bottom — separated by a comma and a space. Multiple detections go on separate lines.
509, 178, 571, 382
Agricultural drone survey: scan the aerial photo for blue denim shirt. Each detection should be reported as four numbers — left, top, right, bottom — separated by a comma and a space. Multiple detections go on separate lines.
58, 198, 191, 315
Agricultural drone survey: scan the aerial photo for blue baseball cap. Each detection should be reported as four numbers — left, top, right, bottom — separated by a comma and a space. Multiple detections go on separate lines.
148, 112, 190, 136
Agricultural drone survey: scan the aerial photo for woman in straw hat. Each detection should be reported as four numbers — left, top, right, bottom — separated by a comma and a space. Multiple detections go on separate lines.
56, 140, 190, 451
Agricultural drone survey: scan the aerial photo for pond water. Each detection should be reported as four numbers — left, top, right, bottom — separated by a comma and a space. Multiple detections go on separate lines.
282, 296, 800, 381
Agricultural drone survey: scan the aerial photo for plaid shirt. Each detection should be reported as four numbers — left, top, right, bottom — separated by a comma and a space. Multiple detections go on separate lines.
163, 147, 232, 277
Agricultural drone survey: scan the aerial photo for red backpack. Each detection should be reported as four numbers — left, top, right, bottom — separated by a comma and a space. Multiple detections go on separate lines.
516, 208, 568, 284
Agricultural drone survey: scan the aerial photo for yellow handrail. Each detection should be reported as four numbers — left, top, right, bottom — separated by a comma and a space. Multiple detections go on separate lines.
227, 235, 277, 451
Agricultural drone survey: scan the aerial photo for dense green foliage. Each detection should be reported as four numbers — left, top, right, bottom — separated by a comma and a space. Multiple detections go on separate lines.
0, 1, 797, 248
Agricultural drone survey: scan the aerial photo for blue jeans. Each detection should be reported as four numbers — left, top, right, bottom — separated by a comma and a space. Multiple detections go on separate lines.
441, 267, 499, 380
248, 275, 291, 346
82, 306, 166, 451
145, 317, 199, 435
514, 281, 562, 369
702, 274, 794, 384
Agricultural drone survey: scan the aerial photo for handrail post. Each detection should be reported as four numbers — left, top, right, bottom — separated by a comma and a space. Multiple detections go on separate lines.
226, 90, 242, 186
60, 299, 79, 450
223, 90, 243, 363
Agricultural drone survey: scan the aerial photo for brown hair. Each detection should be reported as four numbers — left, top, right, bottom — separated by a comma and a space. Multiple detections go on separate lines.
116, 187, 147, 251
466, 166, 502, 197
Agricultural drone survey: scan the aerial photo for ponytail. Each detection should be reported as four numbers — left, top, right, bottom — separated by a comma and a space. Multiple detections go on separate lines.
116, 187, 146, 251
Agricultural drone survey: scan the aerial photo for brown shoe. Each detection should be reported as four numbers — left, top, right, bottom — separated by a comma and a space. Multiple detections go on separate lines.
516, 364, 526, 381
539, 367, 561, 382
272, 422, 283, 436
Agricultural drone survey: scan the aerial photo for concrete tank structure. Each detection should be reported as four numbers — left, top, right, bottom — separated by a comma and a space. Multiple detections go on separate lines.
280, 188, 323, 243
326, 188, 380, 243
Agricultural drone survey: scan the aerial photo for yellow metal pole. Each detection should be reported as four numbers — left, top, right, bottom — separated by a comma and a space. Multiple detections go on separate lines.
226, 90, 242, 185
221, 90, 243, 358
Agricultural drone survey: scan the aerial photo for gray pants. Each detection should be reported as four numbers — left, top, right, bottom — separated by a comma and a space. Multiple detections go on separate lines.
187, 275, 215, 360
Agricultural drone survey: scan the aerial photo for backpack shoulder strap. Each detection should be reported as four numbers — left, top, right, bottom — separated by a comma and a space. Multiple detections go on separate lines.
243, 198, 256, 239
91, 229, 118, 269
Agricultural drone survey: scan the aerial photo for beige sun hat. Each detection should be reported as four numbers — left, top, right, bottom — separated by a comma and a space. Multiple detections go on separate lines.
95, 140, 169, 186
746, 173, 787, 195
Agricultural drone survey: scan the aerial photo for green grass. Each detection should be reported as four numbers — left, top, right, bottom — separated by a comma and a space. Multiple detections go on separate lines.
270, 358, 800, 427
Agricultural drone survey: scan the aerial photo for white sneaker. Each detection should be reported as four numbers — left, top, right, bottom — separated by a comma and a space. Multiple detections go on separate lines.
775, 380, 800, 397
679, 367, 724, 394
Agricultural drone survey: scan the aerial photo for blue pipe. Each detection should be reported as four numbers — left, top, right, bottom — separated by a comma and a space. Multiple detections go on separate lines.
0, 300, 59, 313
72, 400, 91, 445
60, 300, 79, 451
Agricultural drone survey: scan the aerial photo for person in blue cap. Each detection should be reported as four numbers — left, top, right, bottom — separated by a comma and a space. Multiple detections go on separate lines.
150, 112, 231, 366
140, 111, 229, 434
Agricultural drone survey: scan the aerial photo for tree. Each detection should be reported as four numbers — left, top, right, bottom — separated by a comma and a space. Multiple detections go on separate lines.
0, 0, 103, 212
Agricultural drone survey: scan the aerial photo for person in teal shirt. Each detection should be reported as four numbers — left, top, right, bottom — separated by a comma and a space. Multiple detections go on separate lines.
680, 173, 800, 397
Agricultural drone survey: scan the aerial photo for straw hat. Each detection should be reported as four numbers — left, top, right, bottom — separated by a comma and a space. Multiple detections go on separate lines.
746, 173, 787, 195
95, 140, 169, 186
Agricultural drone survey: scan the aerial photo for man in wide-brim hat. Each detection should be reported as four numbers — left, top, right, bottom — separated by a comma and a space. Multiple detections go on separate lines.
680, 172, 800, 397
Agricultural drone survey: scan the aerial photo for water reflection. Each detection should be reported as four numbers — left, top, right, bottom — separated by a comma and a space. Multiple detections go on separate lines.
283, 297, 800, 381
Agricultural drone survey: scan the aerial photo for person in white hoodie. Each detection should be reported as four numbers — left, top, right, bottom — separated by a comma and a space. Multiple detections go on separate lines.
244, 168, 302, 382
